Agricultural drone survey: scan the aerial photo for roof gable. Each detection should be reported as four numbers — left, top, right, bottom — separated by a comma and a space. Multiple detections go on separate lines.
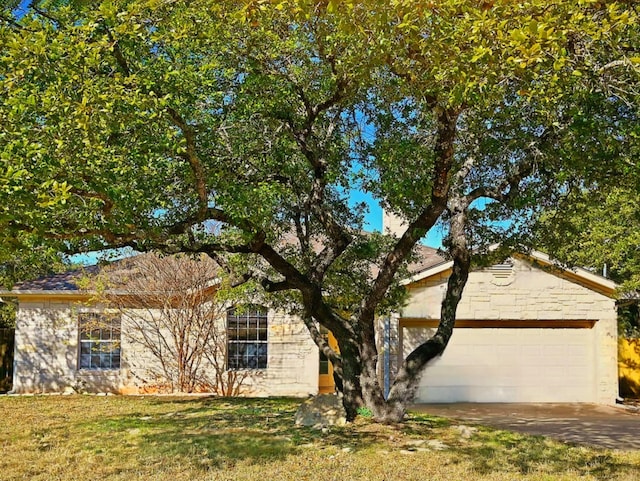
401, 249, 618, 298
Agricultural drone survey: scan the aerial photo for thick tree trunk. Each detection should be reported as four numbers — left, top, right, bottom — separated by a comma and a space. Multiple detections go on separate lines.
384, 207, 471, 422
337, 338, 365, 421
330, 235, 471, 423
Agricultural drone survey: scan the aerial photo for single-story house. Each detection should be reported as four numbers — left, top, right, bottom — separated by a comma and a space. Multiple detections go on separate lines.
0, 217, 620, 403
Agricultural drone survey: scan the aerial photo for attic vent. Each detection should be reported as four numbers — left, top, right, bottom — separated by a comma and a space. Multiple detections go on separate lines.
489, 261, 514, 278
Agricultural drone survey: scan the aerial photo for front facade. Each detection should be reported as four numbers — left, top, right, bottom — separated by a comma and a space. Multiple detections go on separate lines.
9, 291, 319, 397
395, 253, 619, 404
2, 250, 620, 403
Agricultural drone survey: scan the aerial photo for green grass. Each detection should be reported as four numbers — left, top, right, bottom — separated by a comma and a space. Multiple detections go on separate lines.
0, 395, 638, 481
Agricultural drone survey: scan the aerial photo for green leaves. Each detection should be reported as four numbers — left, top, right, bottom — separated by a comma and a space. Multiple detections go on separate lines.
0, 0, 638, 311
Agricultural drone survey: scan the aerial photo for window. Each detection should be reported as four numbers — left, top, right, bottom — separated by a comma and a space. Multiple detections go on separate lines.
78, 313, 121, 370
319, 326, 330, 375
227, 306, 267, 369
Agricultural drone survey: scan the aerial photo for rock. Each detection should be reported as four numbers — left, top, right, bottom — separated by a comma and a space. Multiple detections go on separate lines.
455, 425, 478, 439
404, 439, 426, 447
294, 394, 347, 428
425, 439, 449, 450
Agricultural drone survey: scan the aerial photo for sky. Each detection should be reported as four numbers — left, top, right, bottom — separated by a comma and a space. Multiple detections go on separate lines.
15, 0, 30, 17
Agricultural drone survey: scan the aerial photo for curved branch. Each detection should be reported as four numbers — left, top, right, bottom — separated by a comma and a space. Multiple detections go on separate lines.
362, 106, 461, 323
387, 200, 471, 405
169, 107, 209, 220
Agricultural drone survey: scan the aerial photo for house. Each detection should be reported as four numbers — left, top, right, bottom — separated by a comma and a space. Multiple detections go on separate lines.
0, 219, 620, 403
394, 250, 618, 404
0, 259, 320, 397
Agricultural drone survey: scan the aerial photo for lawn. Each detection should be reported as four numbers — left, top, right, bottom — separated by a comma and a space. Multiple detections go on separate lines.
0, 396, 638, 481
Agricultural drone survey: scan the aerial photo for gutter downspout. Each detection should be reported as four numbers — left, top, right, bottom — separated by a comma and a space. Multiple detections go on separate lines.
384, 315, 390, 399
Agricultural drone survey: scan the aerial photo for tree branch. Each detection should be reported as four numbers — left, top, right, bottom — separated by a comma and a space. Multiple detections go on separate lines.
362, 106, 461, 323
169, 107, 209, 220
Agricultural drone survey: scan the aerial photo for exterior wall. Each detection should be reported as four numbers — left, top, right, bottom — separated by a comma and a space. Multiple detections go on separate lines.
13, 301, 319, 397
382, 210, 407, 238
12, 300, 122, 393
398, 257, 619, 404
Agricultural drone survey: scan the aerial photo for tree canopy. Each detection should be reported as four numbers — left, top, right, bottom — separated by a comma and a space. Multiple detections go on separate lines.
1, 0, 638, 420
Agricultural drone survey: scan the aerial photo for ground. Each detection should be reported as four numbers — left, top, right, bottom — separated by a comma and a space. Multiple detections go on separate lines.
0, 395, 639, 481
417, 403, 640, 450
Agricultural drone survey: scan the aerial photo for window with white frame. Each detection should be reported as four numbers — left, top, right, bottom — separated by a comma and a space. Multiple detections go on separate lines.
78, 313, 121, 370
227, 306, 267, 370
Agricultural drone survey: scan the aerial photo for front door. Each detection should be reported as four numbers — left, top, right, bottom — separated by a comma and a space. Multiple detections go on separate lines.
318, 329, 339, 394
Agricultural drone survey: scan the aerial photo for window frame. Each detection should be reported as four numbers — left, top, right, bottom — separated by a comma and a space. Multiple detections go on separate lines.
226, 306, 268, 370
77, 312, 121, 371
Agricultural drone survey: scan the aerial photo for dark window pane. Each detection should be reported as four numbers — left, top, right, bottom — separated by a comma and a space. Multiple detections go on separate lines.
91, 354, 101, 368
319, 361, 329, 375
80, 354, 91, 369
227, 306, 268, 370
236, 328, 250, 340
100, 354, 111, 369
78, 314, 121, 370
246, 328, 258, 340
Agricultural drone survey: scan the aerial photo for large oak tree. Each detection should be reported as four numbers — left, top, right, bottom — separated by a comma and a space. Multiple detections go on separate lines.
1, 0, 638, 421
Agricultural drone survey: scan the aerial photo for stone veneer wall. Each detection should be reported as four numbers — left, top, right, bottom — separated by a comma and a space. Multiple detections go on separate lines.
391, 257, 619, 404
12, 301, 319, 397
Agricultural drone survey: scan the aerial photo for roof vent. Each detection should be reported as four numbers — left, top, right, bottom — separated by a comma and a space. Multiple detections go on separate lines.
489, 261, 514, 278
488, 260, 514, 286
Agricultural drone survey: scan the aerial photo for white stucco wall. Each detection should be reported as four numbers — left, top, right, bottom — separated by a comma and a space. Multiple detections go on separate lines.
397, 257, 619, 404
12, 300, 318, 397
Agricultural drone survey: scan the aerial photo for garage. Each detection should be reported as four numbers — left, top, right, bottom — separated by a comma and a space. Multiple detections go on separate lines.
401, 322, 597, 403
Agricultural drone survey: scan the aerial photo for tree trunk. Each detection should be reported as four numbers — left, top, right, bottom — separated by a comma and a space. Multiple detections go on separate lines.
384, 206, 471, 422
337, 338, 365, 421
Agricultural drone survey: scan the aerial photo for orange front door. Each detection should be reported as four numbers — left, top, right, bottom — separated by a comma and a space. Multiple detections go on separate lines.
318, 330, 339, 394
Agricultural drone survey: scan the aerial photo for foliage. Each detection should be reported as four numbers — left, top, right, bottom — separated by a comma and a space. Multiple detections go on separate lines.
0, 0, 638, 421
86, 253, 248, 394
0, 233, 67, 289
619, 303, 640, 339
0, 300, 16, 328
0, 233, 69, 329
538, 186, 640, 292
355, 406, 373, 418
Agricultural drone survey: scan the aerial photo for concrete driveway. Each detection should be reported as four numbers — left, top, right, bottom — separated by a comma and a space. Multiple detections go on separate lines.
411, 403, 640, 450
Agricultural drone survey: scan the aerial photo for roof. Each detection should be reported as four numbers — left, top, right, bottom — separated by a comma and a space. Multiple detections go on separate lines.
401, 248, 618, 298
0, 245, 619, 299
2, 242, 445, 297
9, 265, 101, 294
407, 244, 447, 275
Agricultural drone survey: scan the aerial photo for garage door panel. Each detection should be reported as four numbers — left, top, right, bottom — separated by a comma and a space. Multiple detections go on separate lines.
406, 327, 595, 403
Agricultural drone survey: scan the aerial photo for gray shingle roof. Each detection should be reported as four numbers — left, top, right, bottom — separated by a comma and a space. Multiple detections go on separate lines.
7, 244, 445, 293
12, 265, 101, 291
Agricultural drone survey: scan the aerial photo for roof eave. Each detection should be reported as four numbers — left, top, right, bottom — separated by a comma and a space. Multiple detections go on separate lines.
400, 249, 618, 296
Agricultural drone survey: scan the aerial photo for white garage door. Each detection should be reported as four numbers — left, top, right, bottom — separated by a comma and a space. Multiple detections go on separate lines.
404, 327, 596, 403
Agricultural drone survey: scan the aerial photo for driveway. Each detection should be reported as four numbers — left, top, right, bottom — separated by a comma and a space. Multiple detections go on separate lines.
411, 403, 640, 450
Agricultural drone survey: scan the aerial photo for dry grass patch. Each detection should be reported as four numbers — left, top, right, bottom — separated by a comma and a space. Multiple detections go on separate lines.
0, 395, 638, 481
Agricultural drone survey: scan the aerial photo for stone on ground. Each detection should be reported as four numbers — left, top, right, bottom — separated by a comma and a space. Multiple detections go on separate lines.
294, 394, 347, 428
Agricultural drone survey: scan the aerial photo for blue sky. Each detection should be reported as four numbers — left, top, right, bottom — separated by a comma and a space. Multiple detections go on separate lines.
15, 0, 30, 16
